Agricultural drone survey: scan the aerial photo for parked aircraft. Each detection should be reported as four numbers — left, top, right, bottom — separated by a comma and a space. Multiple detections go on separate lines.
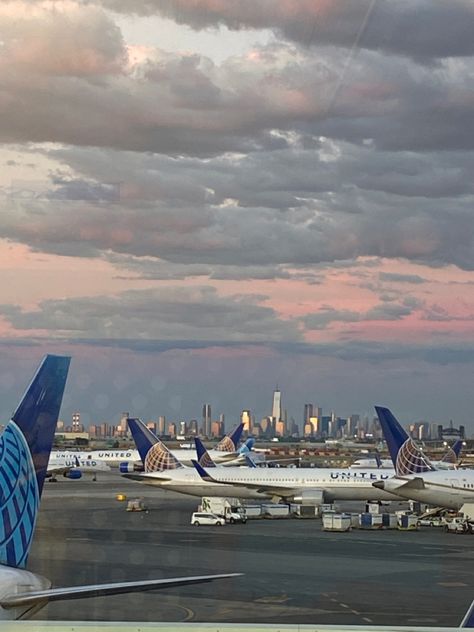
373, 407, 474, 512
0, 355, 240, 620
351, 441, 463, 470
46, 455, 111, 481
124, 418, 401, 503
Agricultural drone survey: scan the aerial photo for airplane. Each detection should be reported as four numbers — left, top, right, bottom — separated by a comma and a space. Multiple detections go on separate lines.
119, 423, 252, 473
0, 355, 241, 620
124, 418, 403, 503
68, 422, 247, 470
350, 441, 463, 470
46, 454, 111, 481
373, 406, 474, 512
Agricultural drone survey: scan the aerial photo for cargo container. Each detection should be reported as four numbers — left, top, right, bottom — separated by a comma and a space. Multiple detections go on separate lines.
397, 513, 419, 530
381, 513, 398, 529
262, 504, 290, 518
359, 513, 383, 529
242, 505, 263, 519
323, 513, 351, 532
290, 504, 320, 519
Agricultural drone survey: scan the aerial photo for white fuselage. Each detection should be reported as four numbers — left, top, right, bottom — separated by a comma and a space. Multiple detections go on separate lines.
48, 456, 111, 474
52, 448, 235, 467
127, 467, 401, 502
351, 458, 456, 470
381, 470, 474, 510
0, 567, 50, 620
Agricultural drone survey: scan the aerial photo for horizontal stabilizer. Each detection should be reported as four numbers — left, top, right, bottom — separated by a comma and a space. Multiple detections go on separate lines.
1, 573, 242, 608
397, 477, 425, 491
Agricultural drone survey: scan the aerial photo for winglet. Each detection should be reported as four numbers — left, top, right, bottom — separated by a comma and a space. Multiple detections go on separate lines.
191, 459, 215, 482
0, 354, 70, 569
215, 423, 244, 452
245, 454, 257, 468
194, 437, 216, 468
128, 418, 183, 471
460, 598, 474, 628
441, 440, 463, 464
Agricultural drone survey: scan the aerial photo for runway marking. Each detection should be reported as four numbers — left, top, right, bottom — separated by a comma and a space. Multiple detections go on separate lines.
438, 582, 468, 587
363, 617, 373, 623
340, 603, 349, 608
66, 537, 91, 542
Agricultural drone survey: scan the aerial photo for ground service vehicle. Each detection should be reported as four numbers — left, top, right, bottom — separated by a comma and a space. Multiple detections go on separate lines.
191, 512, 226, 526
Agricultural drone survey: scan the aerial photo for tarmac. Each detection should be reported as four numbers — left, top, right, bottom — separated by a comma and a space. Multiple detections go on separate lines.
30, 472, 474, 626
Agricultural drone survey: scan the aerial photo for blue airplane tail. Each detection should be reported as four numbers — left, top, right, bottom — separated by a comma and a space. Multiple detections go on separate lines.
215, 423, 244, 452
440, 440, 463, 464
0, 354, 70, 569
375, 406, 434, 476
128, 418, 183, 471
194, 437, 216, 468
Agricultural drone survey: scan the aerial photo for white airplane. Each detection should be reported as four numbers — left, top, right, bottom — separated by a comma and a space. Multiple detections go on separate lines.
124, 418, 403, 503
55, 423, 247, 470
47, 454, 111, 481
373, 407, 474, 512
350, 441, 463, 470
0, 355, 241, 620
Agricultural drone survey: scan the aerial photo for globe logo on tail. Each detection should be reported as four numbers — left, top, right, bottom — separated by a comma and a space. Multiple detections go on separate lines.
145, 442, 183, 472
396, 438, 433, 476
0, 422, 39, 569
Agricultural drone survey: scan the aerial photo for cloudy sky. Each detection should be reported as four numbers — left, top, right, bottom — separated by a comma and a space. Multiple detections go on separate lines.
1, 0, 473, 431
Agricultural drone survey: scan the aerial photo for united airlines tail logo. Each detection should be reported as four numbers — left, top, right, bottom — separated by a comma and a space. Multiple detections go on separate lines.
145, 443, 183, 472
0, 422, 39, 569
198, 452, 216, 468
396, 438, 433, 476
441, 447, 457, 464
215, 436, 235, 453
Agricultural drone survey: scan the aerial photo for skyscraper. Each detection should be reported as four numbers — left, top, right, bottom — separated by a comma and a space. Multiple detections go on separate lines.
241, 410, 252, 433
202, 403, 212, 437
272, 387, 281, 422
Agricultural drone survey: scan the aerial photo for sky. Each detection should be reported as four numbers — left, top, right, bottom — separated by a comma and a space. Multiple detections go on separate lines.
0, 0, 473, 432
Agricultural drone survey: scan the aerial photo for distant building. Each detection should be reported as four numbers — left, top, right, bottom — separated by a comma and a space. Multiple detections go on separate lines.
202, 404, 212, 437
241, 410, 252, 433
272, 387, 281, 422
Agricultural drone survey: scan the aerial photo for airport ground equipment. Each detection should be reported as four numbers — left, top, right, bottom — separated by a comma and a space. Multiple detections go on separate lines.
200, 497, 247, 523
445, 517, 474, 534
323, 513, 351, 531
191, 512, 226, 526
126, 498, 148, 512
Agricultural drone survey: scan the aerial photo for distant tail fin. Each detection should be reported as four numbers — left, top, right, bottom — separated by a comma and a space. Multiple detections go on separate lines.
374, 451, 382, 469
215, 423, 244, 453
0, 354, 70, 568
238, 438, 254, 455
245, 454, 257, 468
375, 406, 434, 476
440, 440, 463, 464
128, 418, 183, 471
194, 437, 216, 468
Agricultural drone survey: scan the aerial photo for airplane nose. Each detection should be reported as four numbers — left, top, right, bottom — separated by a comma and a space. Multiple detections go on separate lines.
372, 480, 385, 490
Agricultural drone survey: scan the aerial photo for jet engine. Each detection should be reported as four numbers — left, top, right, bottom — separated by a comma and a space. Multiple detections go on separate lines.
119, 462, 144, 474
290, 490, 325, 505
64, 469, 82, 479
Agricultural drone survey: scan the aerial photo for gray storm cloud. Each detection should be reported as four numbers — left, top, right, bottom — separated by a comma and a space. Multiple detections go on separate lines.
97, 0, 474, 62
0, 286, 302, 342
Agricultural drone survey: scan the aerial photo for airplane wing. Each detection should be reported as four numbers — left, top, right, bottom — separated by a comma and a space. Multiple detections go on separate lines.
1, 573, 242, 608
191, 460, 304, 498
461, 597, 474, 628
122, 472, 173, 482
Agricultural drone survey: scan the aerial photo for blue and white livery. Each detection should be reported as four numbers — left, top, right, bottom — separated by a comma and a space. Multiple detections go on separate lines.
374, 406, 474, 512
0, 356, 240, 620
